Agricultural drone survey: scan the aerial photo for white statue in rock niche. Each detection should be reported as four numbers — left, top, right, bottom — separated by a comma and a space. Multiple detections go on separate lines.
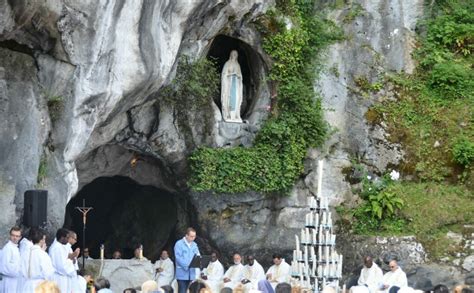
221, 50, 243, 123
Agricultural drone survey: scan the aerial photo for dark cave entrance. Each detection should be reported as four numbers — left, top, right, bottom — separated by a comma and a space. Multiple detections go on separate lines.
64, 176, 179, 261
207, 35, 262, 119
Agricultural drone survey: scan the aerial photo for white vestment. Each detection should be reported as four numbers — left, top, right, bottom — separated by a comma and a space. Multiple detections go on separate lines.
65, 243, 81, 293
17, 238, 33, 293
154, 257, 175, 287
381, 268, 408, 293
266, 260, 291, 289
242, 260, 265, 293
202, 260, 224, 293
49, 239, 76, 293
222, 263, 244, 289
21, 245, 55, 292
0, 241, 21, 293
351, 263, 383, 293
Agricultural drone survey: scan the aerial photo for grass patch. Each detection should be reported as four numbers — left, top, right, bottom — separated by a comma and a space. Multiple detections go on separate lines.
339, 181, 474, 259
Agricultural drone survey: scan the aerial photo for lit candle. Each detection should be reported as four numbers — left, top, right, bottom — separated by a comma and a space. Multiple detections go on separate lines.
317, 160, 323, 198
100, 244, 104, 260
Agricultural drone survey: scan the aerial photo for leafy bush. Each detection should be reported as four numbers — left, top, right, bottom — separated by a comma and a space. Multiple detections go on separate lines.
189, 1, 343, 193
452, 136, 474, 166
360, 174, 404, 219
428, 61, 474, 99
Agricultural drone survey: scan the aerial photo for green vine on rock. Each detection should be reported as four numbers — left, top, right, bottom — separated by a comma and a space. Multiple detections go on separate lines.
189, 0, 343, 194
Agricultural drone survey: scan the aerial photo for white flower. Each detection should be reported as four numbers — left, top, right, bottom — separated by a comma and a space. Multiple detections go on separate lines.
390, 170, 400, 181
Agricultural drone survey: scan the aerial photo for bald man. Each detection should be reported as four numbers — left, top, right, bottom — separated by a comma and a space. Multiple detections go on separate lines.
381, 260, 407, 293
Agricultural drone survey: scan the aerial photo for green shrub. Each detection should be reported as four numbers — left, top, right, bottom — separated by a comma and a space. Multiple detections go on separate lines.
428, 62, 474, 99
452, 136, 474, 166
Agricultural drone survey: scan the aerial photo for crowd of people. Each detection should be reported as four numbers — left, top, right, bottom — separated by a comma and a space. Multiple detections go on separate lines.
0, 227, 472, 293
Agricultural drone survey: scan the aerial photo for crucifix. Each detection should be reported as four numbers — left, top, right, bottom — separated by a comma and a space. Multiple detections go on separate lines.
75, 199, 93, 269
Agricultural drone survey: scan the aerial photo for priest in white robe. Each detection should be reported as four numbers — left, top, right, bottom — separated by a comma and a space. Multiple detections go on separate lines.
17, 232, 34, 293
241, 255, 265, 293
221, 253, 245, 290
201, 252, 224, 293
0, 226, 22, 293
20, 229, 55, 292
49, 228, 78, 293
380, 260, 408, 293
154, 250, 175, 287
66, 231, 82, 293
351, 256, 383, 293
266, 254, 291, 289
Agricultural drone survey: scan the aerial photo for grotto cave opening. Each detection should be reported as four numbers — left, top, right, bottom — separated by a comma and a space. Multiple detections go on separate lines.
63, 175, 179, 261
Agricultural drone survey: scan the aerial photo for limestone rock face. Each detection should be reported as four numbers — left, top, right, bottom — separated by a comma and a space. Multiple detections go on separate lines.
314, 0, 424, 204
0, 47, 50, 243
0, 0, 272, 234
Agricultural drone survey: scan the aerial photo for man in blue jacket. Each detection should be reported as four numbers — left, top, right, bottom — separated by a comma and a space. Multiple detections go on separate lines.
174, 227, 200, 293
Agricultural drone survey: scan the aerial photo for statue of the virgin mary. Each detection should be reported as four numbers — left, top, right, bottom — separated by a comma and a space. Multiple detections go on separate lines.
221, 50, 243, 123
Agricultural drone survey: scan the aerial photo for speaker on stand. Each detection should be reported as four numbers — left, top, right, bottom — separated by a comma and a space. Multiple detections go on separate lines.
23, 190, 47, 227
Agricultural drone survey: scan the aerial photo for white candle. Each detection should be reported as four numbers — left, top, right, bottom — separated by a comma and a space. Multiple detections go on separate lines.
305, 228, 310, 244
325, 230, 329, 245
317, 265, 322, 277
338, 255, 343, 277
312, 229, 317, 244
332, 234, 336, 245
301, 229, 305, 243
322, 212, 327, 227
311, 246, 315, 262
293, 250, 297, 262
100, 244, 104, 260
306, 213, 309, 226
318, 246, 322, 262
309, 213, 313, 226
315, 214, 319, 228
328, 212, 332, 225
325, 246, 329, 263
317, 160, 323, 198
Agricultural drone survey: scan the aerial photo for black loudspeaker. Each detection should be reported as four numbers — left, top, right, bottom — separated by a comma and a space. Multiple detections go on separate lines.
23, 190, 47, 227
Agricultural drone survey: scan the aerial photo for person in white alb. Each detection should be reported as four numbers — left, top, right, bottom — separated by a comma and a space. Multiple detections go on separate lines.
154, 250, 175, 287
0, 226, 22, 293
20, 228, 55, 292
241, 255, 265, 293
66, 231, 82, 293
17, 229, 34, 293
351, 256, 383, 293
266, 254, 291, 290
380, 260, 408, 293
49, 228, 79, 293
221, 253, 245, 290
201, 252, 224, 293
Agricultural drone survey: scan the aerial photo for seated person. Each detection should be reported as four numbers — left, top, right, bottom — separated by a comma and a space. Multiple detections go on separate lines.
380, 260, 407, 293
266, 254, 291, 289
221, 253, 244, 290
240, 255, 265, 293
350, 256, 383, 293
201, 252, 224, 293
154, 250, 174, 287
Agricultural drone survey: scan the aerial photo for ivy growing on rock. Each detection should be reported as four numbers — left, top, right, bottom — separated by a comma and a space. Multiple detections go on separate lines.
189, 0, 343, 194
